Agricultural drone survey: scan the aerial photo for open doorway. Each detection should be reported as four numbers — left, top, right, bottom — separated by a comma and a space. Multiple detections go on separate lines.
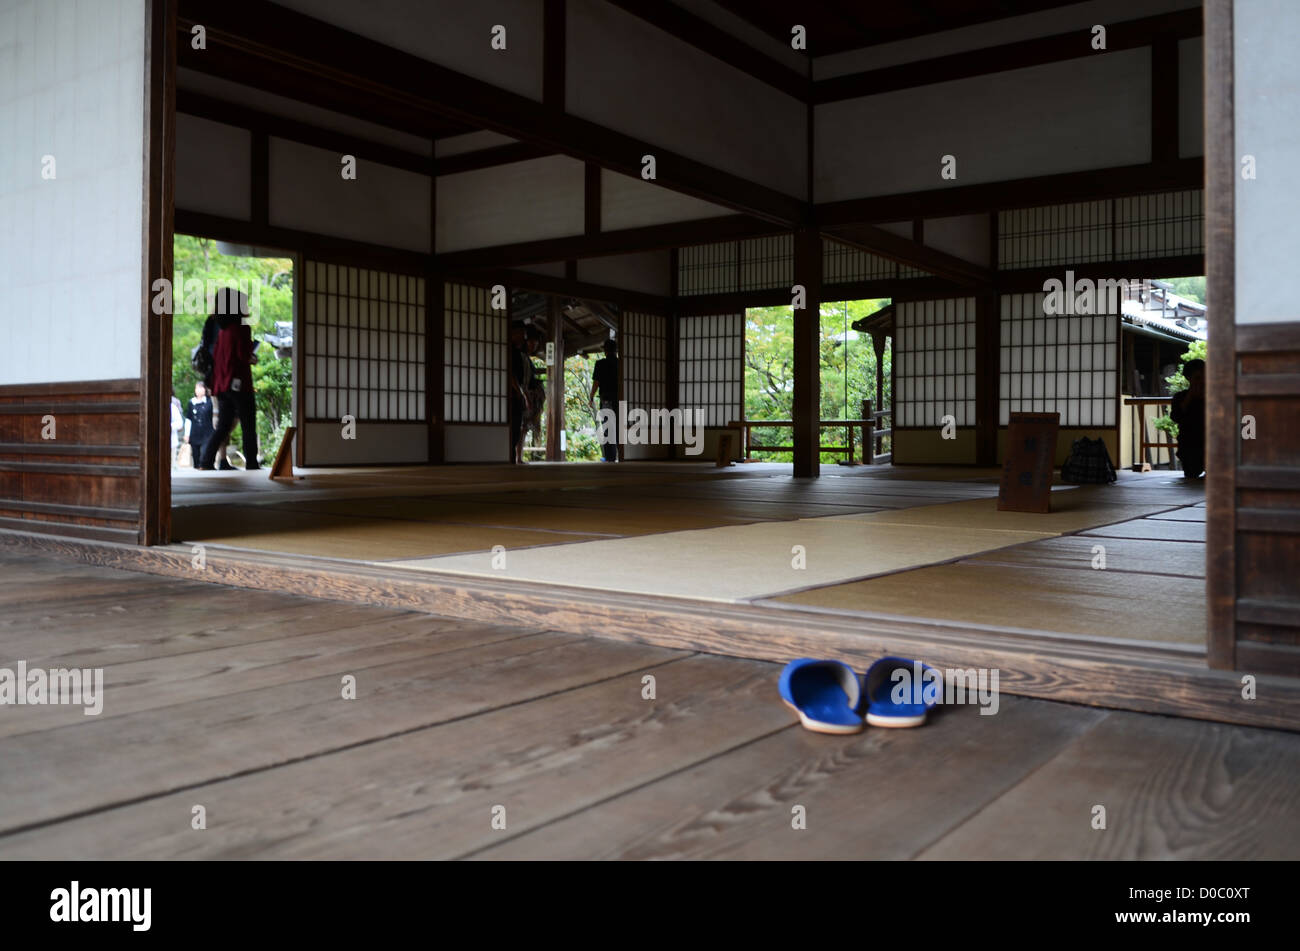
742, 300, 891, 465
509, 291, 618, 463
168, 236, 294, 475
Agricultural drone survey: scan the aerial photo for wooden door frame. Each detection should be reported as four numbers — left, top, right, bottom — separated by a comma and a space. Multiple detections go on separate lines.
140, 0, 177, 546
1204, 0, 1235, 670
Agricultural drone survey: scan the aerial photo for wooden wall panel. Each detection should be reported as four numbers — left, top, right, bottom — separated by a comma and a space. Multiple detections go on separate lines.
1232, 324, 1300, 674
0, 381, 143, 543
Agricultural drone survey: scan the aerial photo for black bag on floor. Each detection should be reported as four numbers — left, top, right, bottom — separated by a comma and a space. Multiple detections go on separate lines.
1061, 437, 1117, 484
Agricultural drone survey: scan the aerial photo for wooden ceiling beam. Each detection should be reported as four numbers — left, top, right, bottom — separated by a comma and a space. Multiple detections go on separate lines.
178, 0, 806, 226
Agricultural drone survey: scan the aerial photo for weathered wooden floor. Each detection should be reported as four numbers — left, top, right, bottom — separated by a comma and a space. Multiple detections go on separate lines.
1, 549, 1296, 860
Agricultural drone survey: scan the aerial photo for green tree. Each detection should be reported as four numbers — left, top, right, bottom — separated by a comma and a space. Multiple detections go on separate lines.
743, 300, 891, 462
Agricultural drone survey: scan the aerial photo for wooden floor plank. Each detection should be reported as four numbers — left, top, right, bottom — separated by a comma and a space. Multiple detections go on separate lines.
1082, 519, 1206, 542
0, 633, 680, 834
0, 611, 540, 738
1145, 508, 1208, 522
771, 563, 1206, 645
918, 711, 1300, 859
0, 654, 794, 859
469, 696, 1106, 860
962, 535, 1206, 578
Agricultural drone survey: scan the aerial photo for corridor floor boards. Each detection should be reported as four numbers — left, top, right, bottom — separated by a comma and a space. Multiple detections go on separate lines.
1, 549, 1295, 860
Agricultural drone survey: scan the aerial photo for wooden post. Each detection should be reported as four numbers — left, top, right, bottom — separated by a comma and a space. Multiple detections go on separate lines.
862, 398, 872, 465
792, 227, 821, 478
975, 292, 999, 466
546, 295, 565, 460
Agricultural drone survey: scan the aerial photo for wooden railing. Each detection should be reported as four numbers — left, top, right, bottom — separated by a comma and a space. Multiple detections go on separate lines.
729, 407, 892, 465
1124, 396, 1178, 470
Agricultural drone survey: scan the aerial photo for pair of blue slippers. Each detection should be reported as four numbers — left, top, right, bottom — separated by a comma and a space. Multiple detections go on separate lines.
779, 657, 939, 733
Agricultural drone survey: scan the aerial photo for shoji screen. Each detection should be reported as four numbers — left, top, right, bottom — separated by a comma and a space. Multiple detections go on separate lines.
302, 261, 426, 421
1114, 190, 1204, 260
738, 234, 793, 291
999, 293, 1119, 427
998, 190, 1205, 269
622, 311, 667, 413
679, 313, 743, 426
444, 282, 506, 424
893, 298, 976, 428
678, 243, 738, 295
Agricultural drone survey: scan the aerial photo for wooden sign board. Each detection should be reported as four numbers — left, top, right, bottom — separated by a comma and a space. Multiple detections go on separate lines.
269, 426, 297, 482
998, 412, 1059, 513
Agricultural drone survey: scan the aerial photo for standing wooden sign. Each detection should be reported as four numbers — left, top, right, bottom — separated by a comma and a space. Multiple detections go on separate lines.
998, 412, 1060, 513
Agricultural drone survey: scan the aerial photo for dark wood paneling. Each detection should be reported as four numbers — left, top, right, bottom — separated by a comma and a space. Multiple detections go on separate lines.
1230, 323, 1300, 667
0, 381, 143, 542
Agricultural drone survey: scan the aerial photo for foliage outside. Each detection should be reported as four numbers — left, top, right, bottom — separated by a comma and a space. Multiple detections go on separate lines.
744, 301, 892, 463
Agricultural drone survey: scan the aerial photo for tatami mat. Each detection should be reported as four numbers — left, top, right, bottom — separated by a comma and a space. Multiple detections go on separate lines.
766, 563, 1206, 645
388, 517, 1053, 601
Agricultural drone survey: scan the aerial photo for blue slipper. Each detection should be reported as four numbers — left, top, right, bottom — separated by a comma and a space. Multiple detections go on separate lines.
778, 659, 864, 734
862, 657, 940, 728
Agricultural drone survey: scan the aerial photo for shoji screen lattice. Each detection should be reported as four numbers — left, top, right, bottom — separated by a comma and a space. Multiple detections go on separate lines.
678, 313, 743, 427
622, 311, 667, 414
302, 261, 425, 422
998, 190, 1205, 269
893, 298, 976, 428
999, 293, 1118, 427
443, 282, 506, 424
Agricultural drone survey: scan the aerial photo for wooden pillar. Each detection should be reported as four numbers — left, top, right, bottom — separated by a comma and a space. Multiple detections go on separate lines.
1204, 0, 1236, 671
426, 132, 444, 464
546, 295, 565, 460
872, 333, 886, 458
975, 292, 999, 466
140, 0, 176, 545
792, 227, 821, 478
427, 276, 445, 463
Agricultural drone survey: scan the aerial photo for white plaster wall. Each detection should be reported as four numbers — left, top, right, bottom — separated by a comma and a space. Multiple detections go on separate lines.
925, 214, 991, 267
601, 170, 732, 231
269, 137, 431, 252
1234, 0, 1299, 324
175, 113, 251, 220
444, 424, 508, 462
816, 49, 1151, 202
567, 0, 806, 197
0, 0, 145, 384
1179, 36, 1204, 158
578, 250, 671, 296
270, 0, 544, 101
436, 155, 585, 252
302, 421, 427, 465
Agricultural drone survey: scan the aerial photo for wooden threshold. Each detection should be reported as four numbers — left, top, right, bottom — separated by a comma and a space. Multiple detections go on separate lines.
2, 528, 1296, 733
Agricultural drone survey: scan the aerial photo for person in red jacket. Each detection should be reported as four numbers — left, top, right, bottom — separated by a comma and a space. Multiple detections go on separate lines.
199, 289, 260, 470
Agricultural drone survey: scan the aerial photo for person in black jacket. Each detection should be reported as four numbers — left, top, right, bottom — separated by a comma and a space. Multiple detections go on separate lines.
186, 381, 215, 469
589, 339, 619, 463
1170, 358, 1206, 478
